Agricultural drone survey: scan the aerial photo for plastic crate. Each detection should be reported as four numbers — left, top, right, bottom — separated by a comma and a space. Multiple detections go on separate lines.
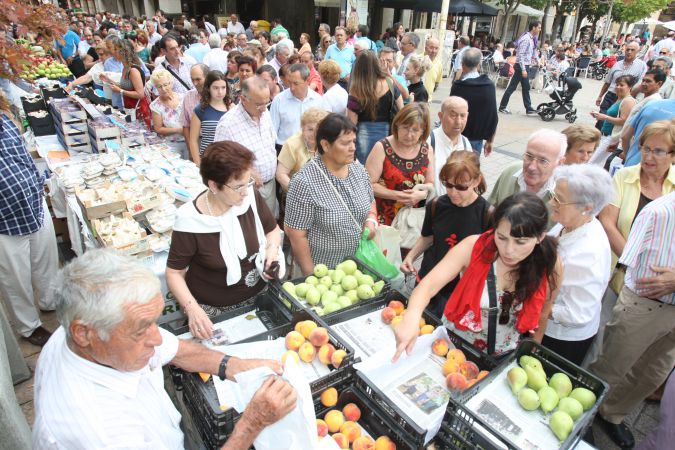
436, 339, 609, 450
269, 258, 391, 320
21, 96, 47, 114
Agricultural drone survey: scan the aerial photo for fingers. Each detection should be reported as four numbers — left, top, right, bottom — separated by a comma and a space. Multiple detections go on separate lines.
266, 359, 284, 375
392, 341, 406, 363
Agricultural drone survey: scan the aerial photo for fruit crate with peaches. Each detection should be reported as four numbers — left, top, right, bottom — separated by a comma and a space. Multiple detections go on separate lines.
435, 339, 608, 450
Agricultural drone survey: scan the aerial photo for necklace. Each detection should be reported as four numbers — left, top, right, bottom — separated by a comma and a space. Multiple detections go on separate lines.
205, 191, 217, 216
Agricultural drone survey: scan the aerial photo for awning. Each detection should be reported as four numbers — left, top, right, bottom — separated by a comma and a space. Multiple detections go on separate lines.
448, 0, 499, 16
379, 0, 443, 13
485, 1, 544, 18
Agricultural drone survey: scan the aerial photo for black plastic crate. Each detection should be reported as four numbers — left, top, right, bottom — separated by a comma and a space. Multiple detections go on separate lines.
21, 96, 47, 114
27, 112, 56, 136
40, 85, 67, 102
436, 339, 609, 450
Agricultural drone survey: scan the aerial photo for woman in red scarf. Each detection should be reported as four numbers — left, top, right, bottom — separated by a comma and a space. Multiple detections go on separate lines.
393, 192, 562, 361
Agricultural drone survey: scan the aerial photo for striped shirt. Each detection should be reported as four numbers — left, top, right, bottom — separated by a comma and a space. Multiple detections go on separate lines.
194, 105, 227, 156
620, 192, 675, 305
605, 58, 647, 93
516, 32, 535, 69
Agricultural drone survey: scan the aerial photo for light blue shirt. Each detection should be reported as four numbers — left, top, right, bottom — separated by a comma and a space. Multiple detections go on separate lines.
184, 43, 210, 63
269, 88, 322, 145
624, 99, 675, 167
325, 43, 355, 79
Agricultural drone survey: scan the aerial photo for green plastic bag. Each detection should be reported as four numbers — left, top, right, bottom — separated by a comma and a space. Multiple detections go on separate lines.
354, 228, 400, 280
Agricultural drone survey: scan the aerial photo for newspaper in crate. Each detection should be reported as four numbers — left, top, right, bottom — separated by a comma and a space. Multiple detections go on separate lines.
465, 361, 565, 450
331, 308, 408, 360
354, 326, 452, 444
212, 337, 331, 411
177, 312, 267, 347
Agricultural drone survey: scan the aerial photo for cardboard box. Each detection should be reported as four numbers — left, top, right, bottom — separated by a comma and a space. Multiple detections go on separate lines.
76, 185, 128, 220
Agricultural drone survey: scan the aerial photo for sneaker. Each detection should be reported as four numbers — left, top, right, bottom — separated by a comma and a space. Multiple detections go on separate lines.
526, 109, 538, 116
26, 326, 52, 347
498, 107, 511, 114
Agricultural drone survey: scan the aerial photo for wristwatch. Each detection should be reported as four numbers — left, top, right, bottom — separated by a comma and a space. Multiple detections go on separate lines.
218, 355, 232, 381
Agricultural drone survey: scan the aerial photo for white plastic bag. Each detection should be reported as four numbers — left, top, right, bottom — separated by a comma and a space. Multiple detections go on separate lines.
373, 225, 402, 267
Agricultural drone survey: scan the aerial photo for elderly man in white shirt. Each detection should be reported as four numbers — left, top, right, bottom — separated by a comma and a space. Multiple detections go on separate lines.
427, 96, 472, 196
269, 39, 293, 75
32, 249, 296, 450
203, 33, 228, 72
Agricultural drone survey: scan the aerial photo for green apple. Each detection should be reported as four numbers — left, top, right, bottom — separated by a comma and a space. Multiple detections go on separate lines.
313, 264, 329, 278
294, 282, 309, 298
356, 284, 374, 300
319, 275, 333, 288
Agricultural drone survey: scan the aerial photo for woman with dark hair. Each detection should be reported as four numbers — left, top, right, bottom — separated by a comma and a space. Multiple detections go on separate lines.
189, 70, 231, 163
232, 55, 256, 104
166, 141, 282, 340
393, 192, 563, 360
400, 151, 492, 318
384, 22, 404, 50
224, 50, 241, 102
348, 51, 403, 163
285, 114, 378, 275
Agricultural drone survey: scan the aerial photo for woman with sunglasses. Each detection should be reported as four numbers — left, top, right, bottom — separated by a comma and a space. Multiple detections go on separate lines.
166, 142, 282, 340
542, 165, 613, 365
393, 192, 562, 361
400, 151, 492, 318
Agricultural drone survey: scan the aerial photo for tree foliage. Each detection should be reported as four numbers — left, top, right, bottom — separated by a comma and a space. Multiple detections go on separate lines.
0, 0, 67, 81
613, 0, 670, 24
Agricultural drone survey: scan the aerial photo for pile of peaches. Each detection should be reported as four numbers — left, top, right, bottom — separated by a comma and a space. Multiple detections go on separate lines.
379, 300, 435, 334
282, 320, 347, 369
431, 339, 489, 392
317, 387, 396, 449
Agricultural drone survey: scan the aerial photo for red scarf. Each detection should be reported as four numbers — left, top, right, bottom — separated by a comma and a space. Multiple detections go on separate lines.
443, 230, 548, 335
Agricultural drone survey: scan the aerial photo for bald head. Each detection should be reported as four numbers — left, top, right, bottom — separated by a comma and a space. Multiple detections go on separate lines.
439, 96, 469, 139
522, 129, 566, 192
425, 37, 440, 60
625, 41, 639, 62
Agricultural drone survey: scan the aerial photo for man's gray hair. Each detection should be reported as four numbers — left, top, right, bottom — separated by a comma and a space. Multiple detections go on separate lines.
241, 75, 270, 97
192, 63, 209, 78
208, 33, 221, 48
289, 63, 310, 80
319, 23, 330, 34
553, 164, 613, 215
276, 39, 293, 56
404, 32, 420, 48
379, 46, 396, 56
50, 249, 161, 341
529, 129, 567, 159
655, 56, 673, 69
462, 48, 482, 70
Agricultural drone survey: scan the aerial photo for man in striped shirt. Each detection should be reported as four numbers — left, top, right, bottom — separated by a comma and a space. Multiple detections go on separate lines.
498, 21, 541, 116
590, 192, 675, 449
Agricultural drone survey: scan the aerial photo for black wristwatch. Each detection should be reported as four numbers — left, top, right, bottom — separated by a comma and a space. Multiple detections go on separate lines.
218, 355, 232, 381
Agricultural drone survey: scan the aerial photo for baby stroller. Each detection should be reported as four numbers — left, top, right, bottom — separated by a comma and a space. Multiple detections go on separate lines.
536, 71, 582, 123
588, 56, 615, 80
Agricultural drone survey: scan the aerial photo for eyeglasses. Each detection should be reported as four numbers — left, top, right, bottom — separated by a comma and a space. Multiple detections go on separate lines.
499, 291, 517, 325
224, 177, 254, 193
550, 192, 581, 207
442, 181, 471, 191
243, 95, 271, 110
640, 145, 672, 157
660, 51, 670, 55
523, 152, 552, 167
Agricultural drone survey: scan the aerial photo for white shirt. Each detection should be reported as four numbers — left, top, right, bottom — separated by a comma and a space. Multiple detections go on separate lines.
545, 219, 611, 341
427, 127, 471, 196
269, 88, 323, 145
203, 48, 229, 72
33, 327, 183, 450
514, 168, 555, 199
320, 84, 348, 115
204, 22, 217, 35
227, 21, 246, 35
148, 31, 162, 47
77, 40, 91, 58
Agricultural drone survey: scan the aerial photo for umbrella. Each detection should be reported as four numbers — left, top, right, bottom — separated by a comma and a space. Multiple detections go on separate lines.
661, 21, 675, 31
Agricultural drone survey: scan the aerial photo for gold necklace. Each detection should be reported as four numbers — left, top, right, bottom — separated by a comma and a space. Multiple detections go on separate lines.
205, 191, 216, 216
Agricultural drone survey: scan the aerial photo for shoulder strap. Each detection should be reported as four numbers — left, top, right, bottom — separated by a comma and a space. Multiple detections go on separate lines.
162, 61, 191, 91
430, 129, 436, 151
311, 160, 361, 231
486, 264, 498, 355
431, 197, 439, 221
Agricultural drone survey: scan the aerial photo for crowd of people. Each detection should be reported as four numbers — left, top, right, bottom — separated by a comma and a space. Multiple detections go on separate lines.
0, 7, 674, 450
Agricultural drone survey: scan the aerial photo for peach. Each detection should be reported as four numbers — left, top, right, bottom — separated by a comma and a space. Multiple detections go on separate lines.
374, 436, 396, 450
332, 432, 349, 449
318, 343, 336, 365
353, 435, 376, 450
331, 349, 347, 368
281, 350, 299, 365
446, 348, 466, 365
442, 359, 460, 376
390, 316, 403, 328
198, 372, 210, 382
477, 370, 489, 381
309, 327, 330, 347
295, 320, 318, 339
432, 338, 450, 357
446, 372, 469, 392
460, 361, 480, 380
380, 306, 396, 324
419, 318, 426, 328
320, 387, 338, 407
466, 379, 477, 388
298, 342, 316, 362
420, 324, 435, 335
325, 409, 345, 433
316, 419, 328, 437
340, 421, 361, 443
342, 402, 361, 422
388, 300, 405, 315
285, 330, 305, 351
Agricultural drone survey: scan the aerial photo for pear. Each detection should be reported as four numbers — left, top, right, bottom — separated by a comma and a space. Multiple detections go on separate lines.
549, 372, 573, 398
506, 366, 528, 394
520, 355, 544, 372
525, 364, 548, 391
569, 387, 596, 411
517, 387, 540, 411
558, 397, 584, 421
549, 411, 574, 442
538, 386, 559, 414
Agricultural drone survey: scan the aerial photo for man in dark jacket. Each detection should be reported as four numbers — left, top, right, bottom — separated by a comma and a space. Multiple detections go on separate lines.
450, 48, 498, 156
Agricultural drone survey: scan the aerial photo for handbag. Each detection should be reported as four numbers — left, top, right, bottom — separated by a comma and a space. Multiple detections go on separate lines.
391, 184, 435, 249
486, 265, 499, 355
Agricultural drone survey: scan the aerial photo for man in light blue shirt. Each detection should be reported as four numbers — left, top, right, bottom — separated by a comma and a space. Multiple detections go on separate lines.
621, 99, 675, 167
325, 27, 355, 86
269, 64, 322, 147
184, 30, 210, 63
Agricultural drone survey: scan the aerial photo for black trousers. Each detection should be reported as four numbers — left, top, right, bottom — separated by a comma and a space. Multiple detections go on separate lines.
595, 91, 618, 130
541, 334, 596, 366
499, 63, 532, 111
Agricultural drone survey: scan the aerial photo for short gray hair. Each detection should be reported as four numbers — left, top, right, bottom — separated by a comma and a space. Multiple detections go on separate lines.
276, 39, 293, 56
242, 75, 270, 97
208, 33, 221, 48
403, 32, 420, 48
462, 48, 482, 69
529, 129, 567, 160
289, 63, 310, 80
655, 56, 673, 69
50, 249, 161, 341
553, 164, 613, 215
319, 23, 330, 34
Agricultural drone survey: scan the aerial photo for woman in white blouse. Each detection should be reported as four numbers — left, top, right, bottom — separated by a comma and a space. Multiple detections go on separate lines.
543, 164, 614, 364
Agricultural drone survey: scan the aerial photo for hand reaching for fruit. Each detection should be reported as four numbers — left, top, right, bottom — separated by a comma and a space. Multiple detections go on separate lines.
391, 310, 421, 363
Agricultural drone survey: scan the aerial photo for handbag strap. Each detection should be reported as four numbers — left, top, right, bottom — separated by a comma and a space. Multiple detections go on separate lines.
162, 61, 191, 91
486, 264, 498, 355
311, 160, 361, 232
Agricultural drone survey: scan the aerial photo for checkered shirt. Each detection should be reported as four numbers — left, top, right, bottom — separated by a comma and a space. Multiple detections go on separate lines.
284, 156, 374, 268
213, 103, 277, 183
180, 89, 201, 128
0, 114, 45, 236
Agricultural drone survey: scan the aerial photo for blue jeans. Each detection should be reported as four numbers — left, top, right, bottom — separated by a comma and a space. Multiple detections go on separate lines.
356, 121, 390, 164
469, 139, 484, 155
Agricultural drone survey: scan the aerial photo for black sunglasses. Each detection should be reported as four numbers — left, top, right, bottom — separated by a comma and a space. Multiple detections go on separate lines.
442, 180, 470, 191
499, 291, 517, 325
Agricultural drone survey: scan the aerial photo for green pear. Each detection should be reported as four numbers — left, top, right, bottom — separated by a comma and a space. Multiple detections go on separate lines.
520, 355, 544, 372
538, 386, 559, 414
506, 366, 528, 395
517, 387, 540, 411
549, 373, 573, 398
323, 302, 341, 314
558, 397, 583, 421
282, 282, 296, 296
373, 280, 385, 295
569, 387, 596, 411
549, 411, 574, 442
294, 282, 309, 298
525, 365, 548, 391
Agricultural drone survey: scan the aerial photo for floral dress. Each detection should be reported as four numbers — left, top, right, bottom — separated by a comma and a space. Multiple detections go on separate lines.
375, 137, 430, 225
150, 95, 185, 143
